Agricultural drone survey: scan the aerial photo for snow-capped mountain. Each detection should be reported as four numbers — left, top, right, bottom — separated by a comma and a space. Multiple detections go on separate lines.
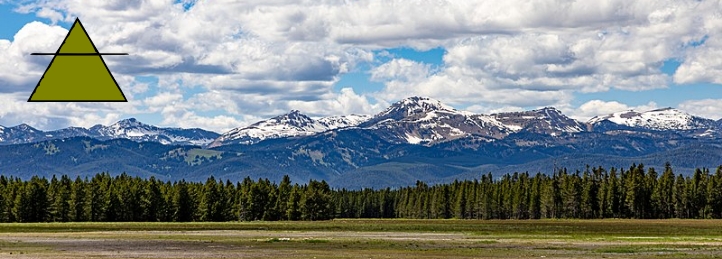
0, 118, 220, 146
0, 124, 47, 144
492, 107, 586, 136
3, 97, 721, 148
209, 111, 371, 147
85, 118, 220, 145
360, 97, 512, 144
588, 108, 718, 132
317, 114, 373, 129
210, 96, 653, 147
3, 96, 722, 189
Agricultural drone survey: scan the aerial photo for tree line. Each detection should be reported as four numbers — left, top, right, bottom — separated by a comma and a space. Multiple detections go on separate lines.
0, 163, 721, 222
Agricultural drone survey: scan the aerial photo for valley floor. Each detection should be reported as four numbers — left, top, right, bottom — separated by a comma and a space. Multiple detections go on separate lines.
0, 219, 721, 258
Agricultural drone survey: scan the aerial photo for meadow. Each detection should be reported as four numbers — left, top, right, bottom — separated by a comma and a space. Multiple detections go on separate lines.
1, 219, 721, 258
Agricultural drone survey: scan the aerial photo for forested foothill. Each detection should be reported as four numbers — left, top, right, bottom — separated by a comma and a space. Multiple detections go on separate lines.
1, 163, 721, 223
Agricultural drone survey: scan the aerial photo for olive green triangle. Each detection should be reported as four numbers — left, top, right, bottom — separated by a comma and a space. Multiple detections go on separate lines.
28, 18, 127, 102
57, 19, 98, 54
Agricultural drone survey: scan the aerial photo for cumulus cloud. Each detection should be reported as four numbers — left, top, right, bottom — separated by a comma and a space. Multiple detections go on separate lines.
0, 0, 719, 131
370, 59, 431, 82
285, 87, 385, 117
673, 0, 722, 84
678, 99, 722, 120
0, 92, 136, 130
0, 22, 67, 92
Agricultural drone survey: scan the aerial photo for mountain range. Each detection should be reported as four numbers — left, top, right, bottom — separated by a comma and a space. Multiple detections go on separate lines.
0, 118, 219, 146
1, 96, 721, 189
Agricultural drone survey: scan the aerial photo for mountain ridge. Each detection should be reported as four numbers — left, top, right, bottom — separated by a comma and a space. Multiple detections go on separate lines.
1, 96, 721, 189
3, 96, 721, 147
0, 118, 220, 146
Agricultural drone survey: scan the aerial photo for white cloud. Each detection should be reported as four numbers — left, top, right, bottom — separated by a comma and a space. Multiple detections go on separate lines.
0, 22, 67, 92
673, 0, 722, 84
678, 99, 722, 120
285, 87, 385, 117
159, 111, 250, 133
370, 59, 431, 82
0, 0, 719, 131
0, 92, 139, 130
465, 104, 524, 115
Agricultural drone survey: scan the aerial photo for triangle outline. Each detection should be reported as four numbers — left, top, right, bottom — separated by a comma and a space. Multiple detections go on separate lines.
28, 18, 128, 102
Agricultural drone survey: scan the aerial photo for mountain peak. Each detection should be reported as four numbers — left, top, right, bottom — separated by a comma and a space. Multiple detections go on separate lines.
533, 107, 564, 115
397, 96, 455, 110
493, 107, 584, 135
11, 123, 38, 131
267, 110, 315, 128
376, 96, 457, 120
589, 107, 714, 131
212, 111, 371, 146
114, 117, 145, 127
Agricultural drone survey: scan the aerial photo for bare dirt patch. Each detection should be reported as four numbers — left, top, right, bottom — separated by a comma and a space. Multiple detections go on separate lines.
1, 228, 722, 259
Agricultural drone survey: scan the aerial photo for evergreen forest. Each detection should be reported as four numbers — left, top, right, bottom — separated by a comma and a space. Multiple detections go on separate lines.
1, 163, 721, 222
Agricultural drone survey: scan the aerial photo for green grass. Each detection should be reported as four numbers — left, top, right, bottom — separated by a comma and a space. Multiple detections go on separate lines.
1, 219, 720, 237
185, 149, 222, 165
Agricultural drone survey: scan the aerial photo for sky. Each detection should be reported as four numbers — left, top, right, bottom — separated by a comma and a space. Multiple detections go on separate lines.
0, 0, 720, 133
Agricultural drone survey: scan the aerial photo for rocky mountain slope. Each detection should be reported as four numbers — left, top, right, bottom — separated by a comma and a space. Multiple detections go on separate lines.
588, 107, 717, 131
208, 111, 371, 147
0, 118, 219, 146
1, 96, 721, 189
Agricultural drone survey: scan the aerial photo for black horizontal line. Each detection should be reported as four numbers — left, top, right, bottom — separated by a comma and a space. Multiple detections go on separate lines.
30, 53, 129, 56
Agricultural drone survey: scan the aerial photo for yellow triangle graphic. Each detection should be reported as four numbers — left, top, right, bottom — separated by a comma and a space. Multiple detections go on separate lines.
28, 18, 127, 102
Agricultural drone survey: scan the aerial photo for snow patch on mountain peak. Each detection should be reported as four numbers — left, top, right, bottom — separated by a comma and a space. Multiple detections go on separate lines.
211, 111, 372, 146
378, 96, 457, 118
588, 107, 717, 131
317, 114, 372, 129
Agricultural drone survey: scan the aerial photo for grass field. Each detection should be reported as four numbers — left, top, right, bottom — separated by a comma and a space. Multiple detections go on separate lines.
0, 219, 721, 258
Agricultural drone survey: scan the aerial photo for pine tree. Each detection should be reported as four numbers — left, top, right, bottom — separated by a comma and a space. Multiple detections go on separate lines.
69, 176, 87, 221
14, 176, 49, 222
709, 166, 722, 218
581, 168, 599, 219
237, 177, 253, 221
529, 173, 542, 219
674, 174, 688, 218
55, 175, 72, 222
286, 184, 302, 221
105, 182, 121, 222
301, 180, 333, 221
87, 174, 107, 221
248, 179, 270, 221
656, 163, 675, 218
200, 176, 223, 221
47, 175, 59, 221
454, 182, 467, 219
262, 180, 280, 221
625, 164, 646, 218
0, 176, 8, 222
275, 175, 292, 220
142, 177, 163, 222
645, 167, 658, 218
173, 180, 194, 222
222, 180, 237, 221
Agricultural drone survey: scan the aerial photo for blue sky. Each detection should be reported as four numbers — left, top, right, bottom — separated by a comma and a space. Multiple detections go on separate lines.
0, 1, 720, 132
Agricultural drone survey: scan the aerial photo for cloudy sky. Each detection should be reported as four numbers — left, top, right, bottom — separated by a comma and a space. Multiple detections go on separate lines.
0, 0, 720, 133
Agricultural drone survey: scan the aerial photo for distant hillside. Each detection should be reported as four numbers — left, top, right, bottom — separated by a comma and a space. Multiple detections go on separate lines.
1, 96, 721, 188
